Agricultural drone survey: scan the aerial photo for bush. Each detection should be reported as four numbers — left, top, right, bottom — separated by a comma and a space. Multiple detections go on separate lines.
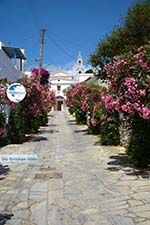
8, 109, 25, 144
88, 106, 102, 135
100, 112, 120, 146
40, 113, 49, 126
0, 112, 5, 127
0, 134, 10, 146
88, 123, 100, 135
103, 45, 150, 167
0, 112, 10, 146
24, 116, 41, 134
127, 117, 150, 168
0, 75, 55, 145
100, 121, 120, 145
75, 109, 87, 124
65, 83, 107, 128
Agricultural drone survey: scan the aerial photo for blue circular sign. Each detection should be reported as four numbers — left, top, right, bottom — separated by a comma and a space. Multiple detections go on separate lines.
7, 83, 26, 103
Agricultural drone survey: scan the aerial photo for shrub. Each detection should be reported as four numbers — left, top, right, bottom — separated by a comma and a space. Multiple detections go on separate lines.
0, 71, 55, 145
87, 94, 120, 143
8, 108, 25, 144
31, 68, 50, 85
0, 112, 9, 146
17, 75, 55, 134
127, 117, 150, 168
75, 109, 87, 125
0, 112, 5, 129
40, 112, 49, 126
65, 83, 107, 127
104, 45, 150, 167
100, 117, 120, 146
65, 83, 91, 124
88, 104, 102, 135
24, 116, 41, 134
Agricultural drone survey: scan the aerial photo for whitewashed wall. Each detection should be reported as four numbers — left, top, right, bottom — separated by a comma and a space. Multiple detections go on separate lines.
0, 42, 24, 81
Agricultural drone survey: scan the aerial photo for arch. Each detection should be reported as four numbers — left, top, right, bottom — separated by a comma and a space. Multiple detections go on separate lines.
56, 96, 64, 100
55, 96, 65, 111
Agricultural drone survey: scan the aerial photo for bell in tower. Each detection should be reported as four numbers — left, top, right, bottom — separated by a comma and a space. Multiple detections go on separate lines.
76, 52, 84, 75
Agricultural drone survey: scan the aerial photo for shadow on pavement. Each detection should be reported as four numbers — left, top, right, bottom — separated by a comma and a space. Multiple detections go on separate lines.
0, 213, 14, 225
49, 124, 57, 127
106, 153, 150, 179
27, 136, 48, 142
74, 128, 88, 134
38, 129, 59, 134
94, 140, 101, 146
48, 114, 55, 118
68, 119, 76, 125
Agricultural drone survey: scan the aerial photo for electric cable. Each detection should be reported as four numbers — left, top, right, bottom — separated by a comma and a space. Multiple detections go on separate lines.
46, 34, 75, 61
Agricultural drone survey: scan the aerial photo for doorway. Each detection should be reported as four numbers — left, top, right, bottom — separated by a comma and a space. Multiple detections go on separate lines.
56, 96, 64, 111
57, 100, 63, 111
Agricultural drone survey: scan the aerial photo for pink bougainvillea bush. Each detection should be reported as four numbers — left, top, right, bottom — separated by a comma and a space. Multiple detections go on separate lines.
31, 68, 50, 85
14, 74, 55, 136
104, 45, 150, 167
92, 102, 120, 145
85, 86, 107, 134
103, 46, 150, 119
65, 82, 109, 134
65, 81, 120, 142
65, 83, 92, 124
65, 83, 102, 125
19, 76, 54, 118
0, 69, 55, 144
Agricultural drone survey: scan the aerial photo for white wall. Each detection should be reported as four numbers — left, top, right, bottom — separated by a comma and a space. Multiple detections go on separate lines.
51, 83, 73, 99
78, 73, 93, 82
0, 42, 24, 81
50, 78, 77, 99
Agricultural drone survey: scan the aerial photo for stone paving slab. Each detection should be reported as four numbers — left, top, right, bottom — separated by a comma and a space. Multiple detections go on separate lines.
0, 111, 150, 224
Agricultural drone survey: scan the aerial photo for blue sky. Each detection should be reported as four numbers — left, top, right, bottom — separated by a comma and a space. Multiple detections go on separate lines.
0, 0, 136, 71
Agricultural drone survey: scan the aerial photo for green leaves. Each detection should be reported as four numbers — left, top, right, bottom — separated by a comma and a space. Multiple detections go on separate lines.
90, 1, 150, 73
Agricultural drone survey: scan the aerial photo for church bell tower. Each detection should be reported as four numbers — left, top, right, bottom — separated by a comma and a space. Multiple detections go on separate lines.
76, 52, 84, 77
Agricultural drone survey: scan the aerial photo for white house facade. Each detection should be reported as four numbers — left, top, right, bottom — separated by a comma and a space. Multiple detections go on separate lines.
50, 71, 76, 111
50, 53, 93, 111
0, 41, 26, 81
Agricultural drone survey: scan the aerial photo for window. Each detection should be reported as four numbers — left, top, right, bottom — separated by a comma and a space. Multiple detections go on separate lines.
57, 85, 61, 91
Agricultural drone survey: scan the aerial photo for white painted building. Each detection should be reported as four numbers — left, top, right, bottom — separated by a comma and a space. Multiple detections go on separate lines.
50, 71, 76, 111
0, 41, 26, 81
50, 53, 93, 111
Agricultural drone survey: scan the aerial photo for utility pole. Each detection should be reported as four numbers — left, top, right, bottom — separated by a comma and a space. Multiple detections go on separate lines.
39, 28, 46, 75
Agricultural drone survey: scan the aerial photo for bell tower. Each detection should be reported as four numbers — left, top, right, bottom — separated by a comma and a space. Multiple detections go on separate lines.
76, 52, 84, 76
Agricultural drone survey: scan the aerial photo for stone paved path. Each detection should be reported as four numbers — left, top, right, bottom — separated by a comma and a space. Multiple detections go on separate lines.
0, 111, 150, 225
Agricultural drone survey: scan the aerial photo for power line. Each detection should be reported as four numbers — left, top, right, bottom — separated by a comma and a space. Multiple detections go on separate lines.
26, 38, 40, 67
13, 33, 38, 47
21, 0, 85, 66
26, 0, 41, 30
47, 30, 83, 49
46, 34, 75, 61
